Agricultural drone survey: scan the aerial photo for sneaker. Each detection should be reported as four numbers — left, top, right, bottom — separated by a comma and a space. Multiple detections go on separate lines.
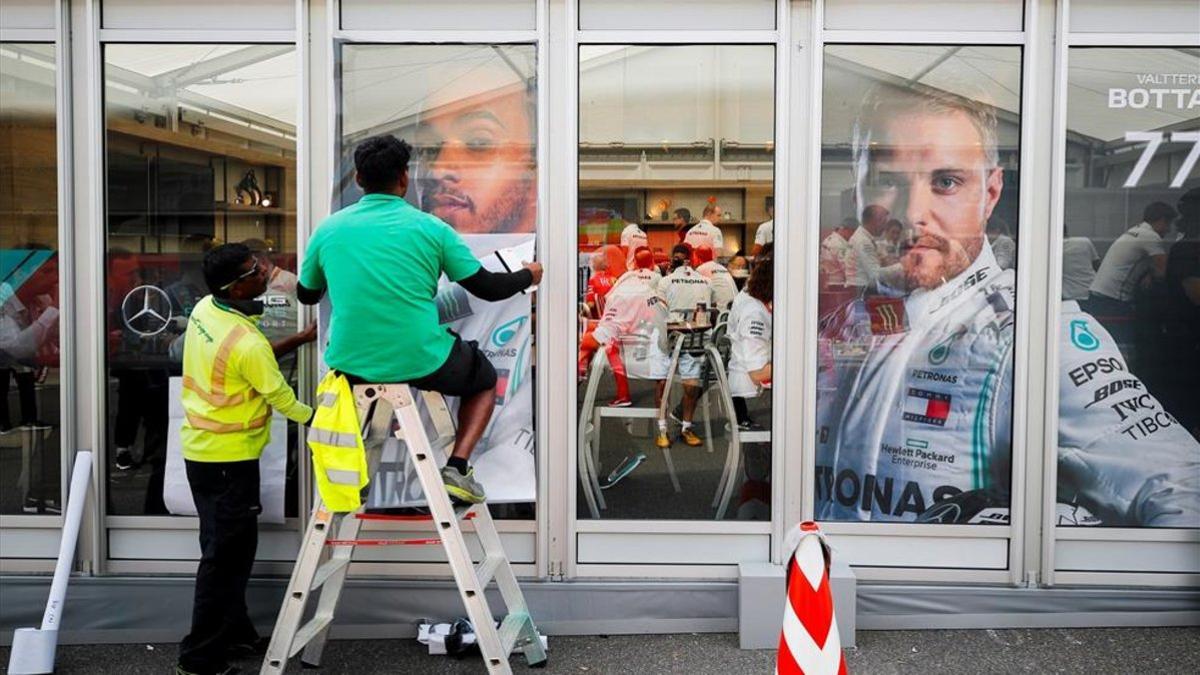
22, 497, 41, 514
441, 466, 487, 504
601, 453, 646, 489
115, 449, 135, 471
655, 430, 671, 448
737, 419, 764, 432
608, 396, 633, 408
680, 428, 704, 447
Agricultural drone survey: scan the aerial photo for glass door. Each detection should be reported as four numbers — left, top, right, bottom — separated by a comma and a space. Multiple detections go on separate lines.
572, 43, 778, 570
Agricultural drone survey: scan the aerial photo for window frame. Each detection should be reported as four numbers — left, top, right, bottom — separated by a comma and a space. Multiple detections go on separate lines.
0, 5, 74, 573
800, 0, 1039, 585
1041, 1, 1200, 588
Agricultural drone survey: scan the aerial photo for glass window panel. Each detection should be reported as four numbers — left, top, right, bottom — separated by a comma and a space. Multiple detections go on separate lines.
1056, 47, 1200, 528
0, 43, 61, 516
103, 45, 298, 516
823, 0, 1022, 33
0, 0, 57, 30
338, 44, 538, 520
816, 45, 1022, 524
579, 0, 776, 31
340, 0, 536, 31
102, 0, 295, 31
577, 45, 775, 521
1069, 0, 1200, 34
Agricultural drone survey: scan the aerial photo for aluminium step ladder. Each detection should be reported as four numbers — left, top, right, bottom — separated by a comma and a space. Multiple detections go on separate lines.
261, 383, 547, 674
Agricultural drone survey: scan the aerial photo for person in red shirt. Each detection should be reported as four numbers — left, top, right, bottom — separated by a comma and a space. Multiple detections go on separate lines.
578, 248, 661, 406
584, 245, 624, 318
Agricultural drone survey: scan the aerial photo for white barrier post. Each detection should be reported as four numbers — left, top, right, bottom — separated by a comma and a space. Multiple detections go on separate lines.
7, 451, 93, 675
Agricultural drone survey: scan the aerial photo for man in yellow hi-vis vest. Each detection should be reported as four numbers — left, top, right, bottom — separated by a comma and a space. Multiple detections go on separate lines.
177, 243, 315, 675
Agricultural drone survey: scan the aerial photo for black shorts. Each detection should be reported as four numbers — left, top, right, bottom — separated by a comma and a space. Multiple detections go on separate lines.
409, 334, 498, 397
340, 334, 497, 398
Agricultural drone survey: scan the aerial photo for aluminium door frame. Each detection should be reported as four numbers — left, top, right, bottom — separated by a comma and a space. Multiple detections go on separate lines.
1040, 0, 1200, 588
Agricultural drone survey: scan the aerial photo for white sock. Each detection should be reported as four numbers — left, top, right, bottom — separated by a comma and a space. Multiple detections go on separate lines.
657, 420, 668, 432
681, 421, 693, 431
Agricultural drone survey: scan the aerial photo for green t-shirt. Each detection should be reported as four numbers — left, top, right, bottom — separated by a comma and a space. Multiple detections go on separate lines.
300, 193, 482, 382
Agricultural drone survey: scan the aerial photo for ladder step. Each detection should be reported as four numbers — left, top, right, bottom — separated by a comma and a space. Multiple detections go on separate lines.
474, 554, 504, 588
355, 506, 477, 522
291, 615, 333, 658
498, 612, 532, 654
310, 557, 351, 591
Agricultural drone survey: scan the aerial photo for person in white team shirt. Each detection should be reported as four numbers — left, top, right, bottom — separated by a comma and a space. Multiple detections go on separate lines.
751, 202, 774, 257
685, 203, 726, 254
619, 221, 649, 268
820, 218, 857, 286
580, 248, 670, 408
613, 245, 662, 288
816, 84, 1199, 526
694, 245, 738, 310
1086, 202, 1177, 338
655, 243, 715, 449
845, 204, 895, 288
727, 248, 773, 431
1061, 225, 1099, 301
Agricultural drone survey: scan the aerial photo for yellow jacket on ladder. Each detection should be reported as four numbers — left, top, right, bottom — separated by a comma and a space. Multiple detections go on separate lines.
308, 371, 369, 512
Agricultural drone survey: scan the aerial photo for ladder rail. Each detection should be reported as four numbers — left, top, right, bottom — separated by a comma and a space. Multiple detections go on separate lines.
261, 506, 335, 674
261, 383, 546, 675
389, 388, 513, 674
298, 509, 363, 666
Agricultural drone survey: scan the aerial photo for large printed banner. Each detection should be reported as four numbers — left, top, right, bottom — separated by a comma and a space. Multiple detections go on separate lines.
360, 235, 536, 508
339, 44, 540, 507
814, 46, 1023, 525
814, 46, 1199, 528
1055, 49, 1199, 528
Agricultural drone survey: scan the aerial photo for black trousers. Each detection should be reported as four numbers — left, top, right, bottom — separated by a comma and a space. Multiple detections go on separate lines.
179, 459, 262, 673
0, 368, 38, 428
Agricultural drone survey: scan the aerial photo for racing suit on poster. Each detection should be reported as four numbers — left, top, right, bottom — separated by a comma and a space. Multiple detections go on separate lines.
366, 234, 536, 508
815, 240, 1200, 526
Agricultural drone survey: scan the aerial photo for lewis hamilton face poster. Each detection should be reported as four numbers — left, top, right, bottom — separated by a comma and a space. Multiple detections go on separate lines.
337, 45, 539, 508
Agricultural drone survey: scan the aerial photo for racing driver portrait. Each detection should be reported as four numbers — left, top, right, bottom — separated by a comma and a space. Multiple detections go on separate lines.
413, 49, 536, 236
412, 47, 538, 504
815, 83, 1200, 526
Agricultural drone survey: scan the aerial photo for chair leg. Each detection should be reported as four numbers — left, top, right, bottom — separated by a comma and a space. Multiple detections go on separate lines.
702, 390, 714, 454
660, 446, 682, 493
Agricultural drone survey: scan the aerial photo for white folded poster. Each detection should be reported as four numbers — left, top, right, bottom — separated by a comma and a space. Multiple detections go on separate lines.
163, 376, 288, 523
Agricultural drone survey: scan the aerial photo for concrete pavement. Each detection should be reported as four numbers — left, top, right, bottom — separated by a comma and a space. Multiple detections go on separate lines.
4, 627, 1199, 674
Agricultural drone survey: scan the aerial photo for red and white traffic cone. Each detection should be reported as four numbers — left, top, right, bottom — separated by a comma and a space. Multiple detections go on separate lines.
776, 521, 847, 675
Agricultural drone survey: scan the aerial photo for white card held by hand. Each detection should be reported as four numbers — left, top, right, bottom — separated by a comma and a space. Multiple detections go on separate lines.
492, 239, 538, 294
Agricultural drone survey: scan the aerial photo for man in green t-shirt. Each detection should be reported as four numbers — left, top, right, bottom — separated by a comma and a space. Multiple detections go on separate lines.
298, 135, 542, 504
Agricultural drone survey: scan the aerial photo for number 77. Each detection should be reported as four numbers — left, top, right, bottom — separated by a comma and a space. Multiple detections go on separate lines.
1122, 131, 1200, 189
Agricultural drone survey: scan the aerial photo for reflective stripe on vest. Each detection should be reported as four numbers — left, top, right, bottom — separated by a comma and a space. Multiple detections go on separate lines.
211, 325, 250, 392
186, 324, 257, 408
316, 391, 338, 408
182, 375, 252, 406
325, 468, 361, 486
309, 427, 359, 448
186, 410, 270, 434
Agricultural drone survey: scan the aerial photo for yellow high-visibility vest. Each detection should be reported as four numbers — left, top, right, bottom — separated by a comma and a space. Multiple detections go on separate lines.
181, 296, 313, 462
308, 371, 369, 512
